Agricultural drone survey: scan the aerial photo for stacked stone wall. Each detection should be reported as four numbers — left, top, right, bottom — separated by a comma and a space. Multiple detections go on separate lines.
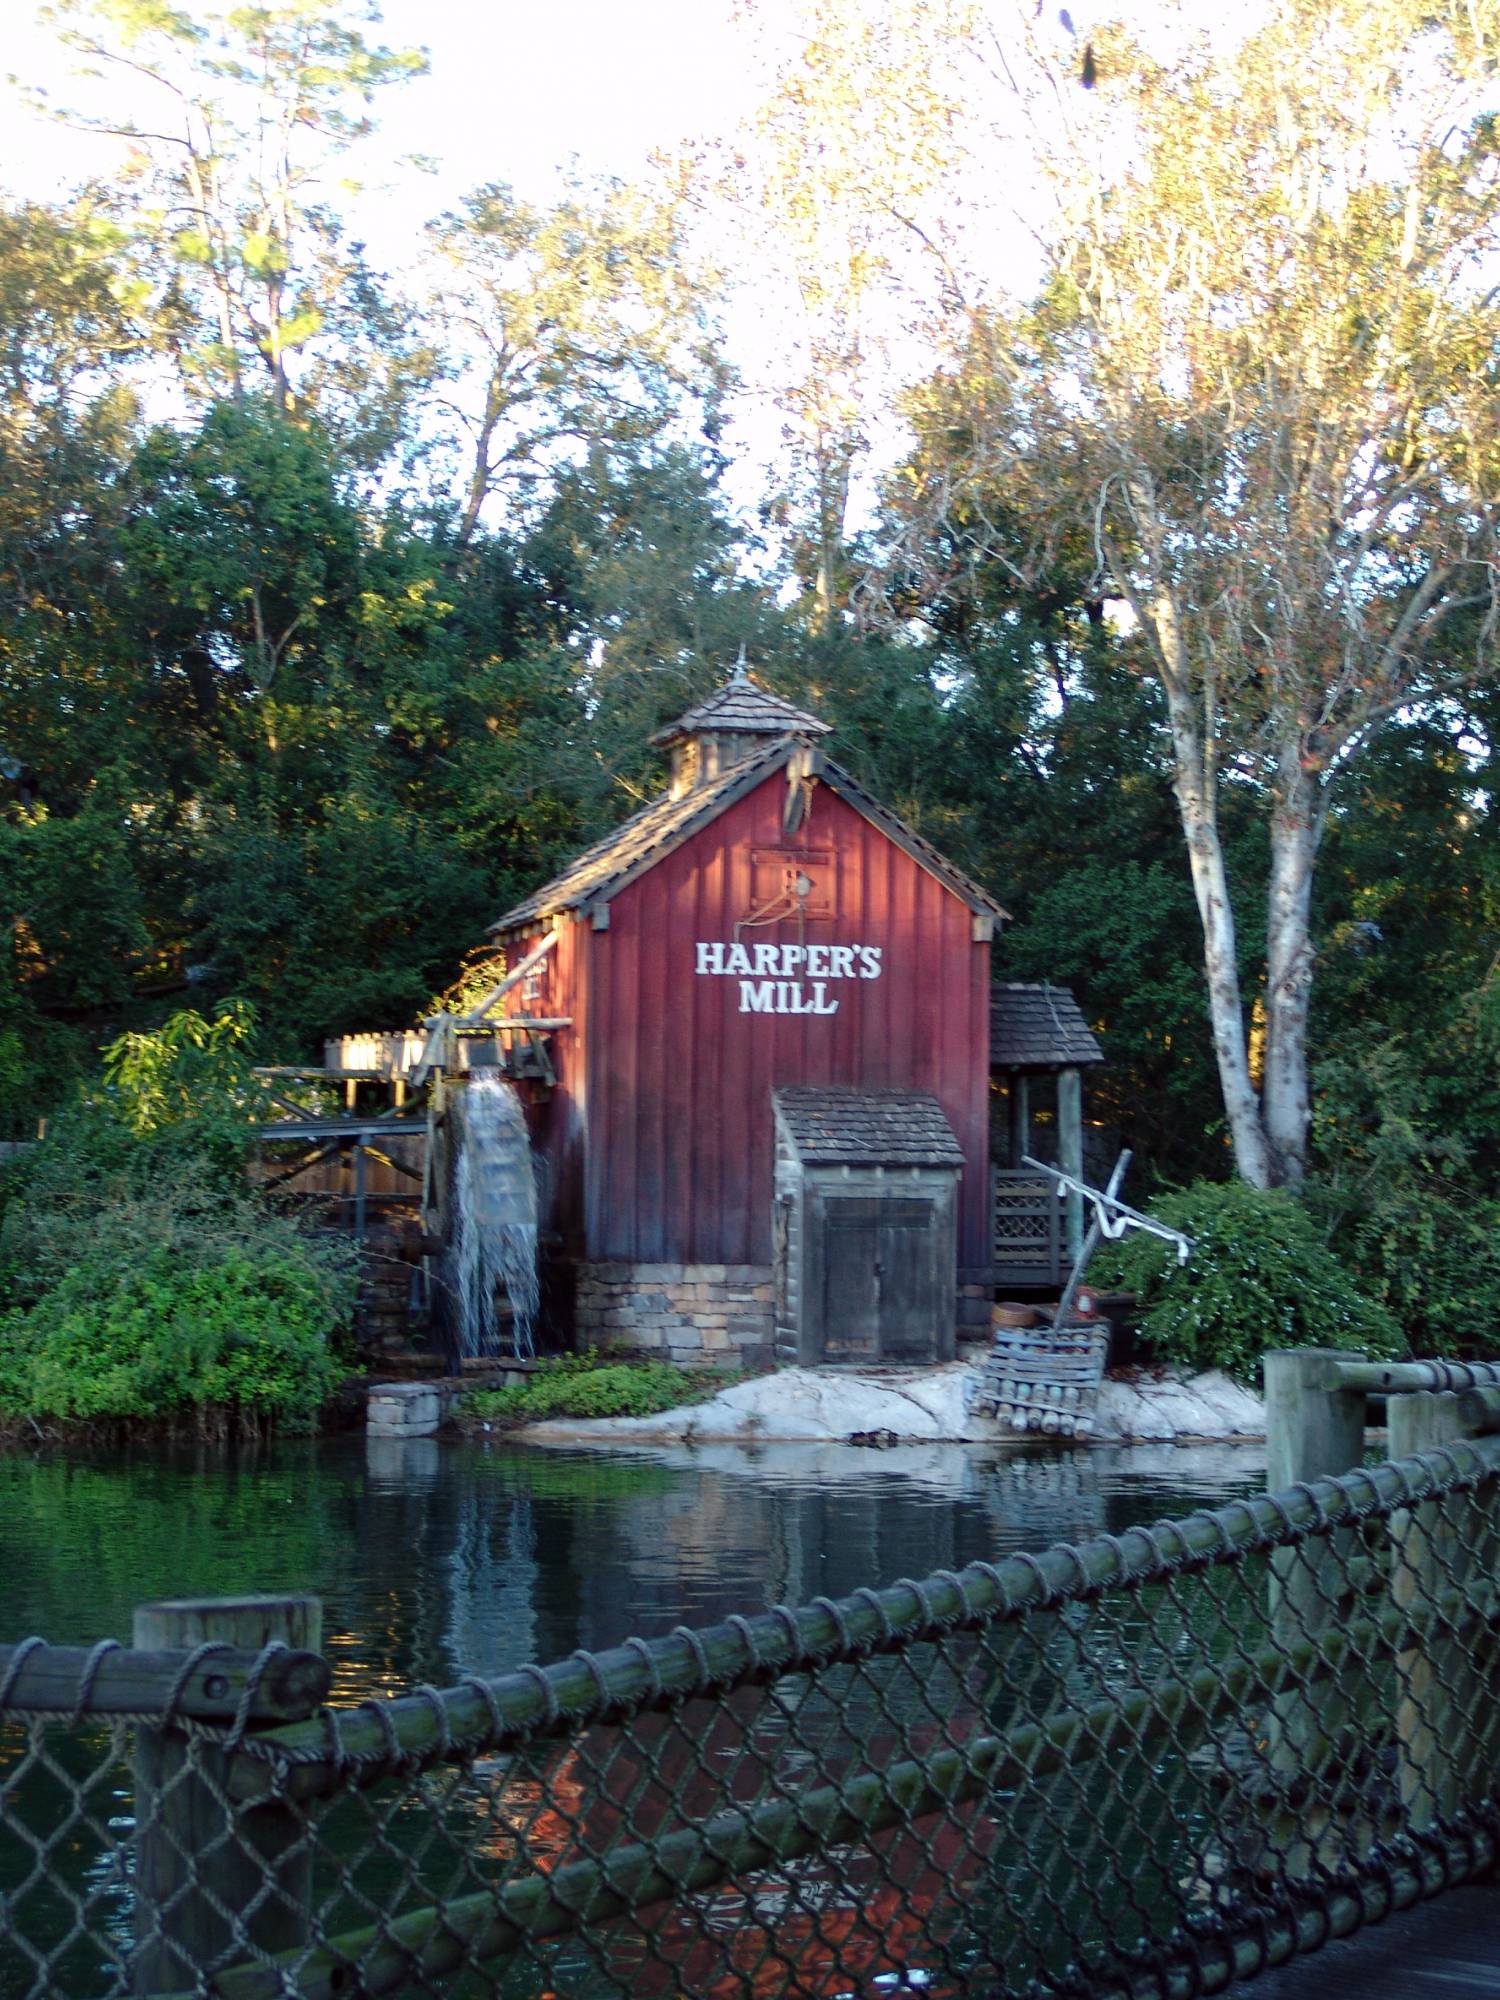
575, 1262, 775, 1372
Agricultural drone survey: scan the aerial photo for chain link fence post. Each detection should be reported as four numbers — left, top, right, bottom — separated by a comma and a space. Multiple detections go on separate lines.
132, 1595, 322, 1995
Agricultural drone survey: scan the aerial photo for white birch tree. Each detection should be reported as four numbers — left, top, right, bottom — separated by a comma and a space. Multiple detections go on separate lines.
888, 0, 1500, 1186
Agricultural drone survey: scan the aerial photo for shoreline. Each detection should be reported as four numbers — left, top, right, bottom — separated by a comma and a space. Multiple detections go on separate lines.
502, 1361, 1266, 1449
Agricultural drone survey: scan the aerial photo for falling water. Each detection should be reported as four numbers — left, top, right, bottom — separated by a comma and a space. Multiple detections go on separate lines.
448, 1072, 540, 1360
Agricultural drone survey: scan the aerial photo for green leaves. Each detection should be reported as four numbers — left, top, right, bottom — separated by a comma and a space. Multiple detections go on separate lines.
1093, 1179, 1403, 1382
465, 1355, 729, 1427
99, 997, 256, 1136
0, 1244, 347, 1425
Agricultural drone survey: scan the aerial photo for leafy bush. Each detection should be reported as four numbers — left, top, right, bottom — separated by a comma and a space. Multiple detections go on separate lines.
1310, 1018, 1500, 1357
0, 1006, 356, 1434
0, 1246, 345, 1428
466, 1353, 730, 1425
1092, 1178, 1403, 1382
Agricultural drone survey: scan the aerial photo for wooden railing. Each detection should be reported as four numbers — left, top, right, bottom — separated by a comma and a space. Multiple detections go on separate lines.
991, 1166, 1063, 1285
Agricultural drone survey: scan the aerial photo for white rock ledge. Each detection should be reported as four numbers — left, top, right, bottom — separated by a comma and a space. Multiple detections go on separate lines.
517, 1363, 1265, 1447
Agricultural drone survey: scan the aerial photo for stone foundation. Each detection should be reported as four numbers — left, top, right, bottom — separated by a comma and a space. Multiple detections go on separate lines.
575, 1262, 775, 1371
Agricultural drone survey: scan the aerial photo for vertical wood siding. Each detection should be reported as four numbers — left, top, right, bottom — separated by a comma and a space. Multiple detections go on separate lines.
579, 773, 991, 1268
500, 916, 590, 1254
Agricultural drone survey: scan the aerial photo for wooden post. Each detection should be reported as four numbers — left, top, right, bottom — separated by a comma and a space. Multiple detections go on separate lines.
1056, 1067, 1083, 1262
1262, 1350, 1367, 1872
353, 1142, 368, 1246
133, 1596, 322, 1994
1008, 1076, 1029, 1169
1263, 1348, 1367, 1490
1388, 1392, 1478, 1831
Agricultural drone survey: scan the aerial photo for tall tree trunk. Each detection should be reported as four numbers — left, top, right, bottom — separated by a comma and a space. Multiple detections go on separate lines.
1156, 608, 1276, 1188
1262, 744, 1321, 1187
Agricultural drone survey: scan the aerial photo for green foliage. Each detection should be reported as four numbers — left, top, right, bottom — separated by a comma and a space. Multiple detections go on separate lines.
0, 1004, 355, 1433
465, 1353, 730, 1426
101, 997, 258, 1136
1093, 1179, 1402, 1382
0, 1244, 346, 1428
1308, 974, 1500, 1355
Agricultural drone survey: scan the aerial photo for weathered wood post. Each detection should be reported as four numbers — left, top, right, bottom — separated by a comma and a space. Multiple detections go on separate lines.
1056, 1067, 1084, 1263
133, 1596, 322, 1994
1388, 1391, 1477, 1832
1264, 1348, 1367, 1490
1262, 1350, 1367, 1874
1008, 1076, 1029, 1169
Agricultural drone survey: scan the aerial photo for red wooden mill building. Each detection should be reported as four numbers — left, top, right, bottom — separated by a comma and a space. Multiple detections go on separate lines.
484, 663, 1101, 1369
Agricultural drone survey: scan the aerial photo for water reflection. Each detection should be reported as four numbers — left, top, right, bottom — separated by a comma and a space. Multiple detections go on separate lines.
1, 1435, 1265, 1694
1, 1435, 1270, 2000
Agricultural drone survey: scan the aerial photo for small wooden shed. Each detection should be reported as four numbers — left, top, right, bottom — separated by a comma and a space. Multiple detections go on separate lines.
772, 1087, 963, 1367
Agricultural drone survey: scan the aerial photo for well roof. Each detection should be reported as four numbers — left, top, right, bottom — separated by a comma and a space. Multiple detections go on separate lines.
990, 982, 1103, 1070
774, 1086, 964, 1167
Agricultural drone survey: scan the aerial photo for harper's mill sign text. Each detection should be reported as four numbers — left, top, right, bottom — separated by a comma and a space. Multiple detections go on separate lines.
695, 940, 883, 1014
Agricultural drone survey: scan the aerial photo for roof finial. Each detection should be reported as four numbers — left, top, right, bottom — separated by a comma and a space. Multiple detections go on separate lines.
729, 643, 751, 685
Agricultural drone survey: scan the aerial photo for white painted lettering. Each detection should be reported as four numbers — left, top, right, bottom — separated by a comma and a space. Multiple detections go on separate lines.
700, 937, 881, 1006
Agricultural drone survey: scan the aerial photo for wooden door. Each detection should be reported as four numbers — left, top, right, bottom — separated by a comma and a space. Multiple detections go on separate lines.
820, 1198, 884, 1361
875, 1198, 942, 1362
818, 1194, 942, 1363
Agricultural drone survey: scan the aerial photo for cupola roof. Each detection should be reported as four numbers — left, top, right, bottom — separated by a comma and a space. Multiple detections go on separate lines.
649, 652, 831, 748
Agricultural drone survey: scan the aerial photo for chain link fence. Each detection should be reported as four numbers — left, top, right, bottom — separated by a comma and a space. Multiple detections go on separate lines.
5, 1366, 1500, 1998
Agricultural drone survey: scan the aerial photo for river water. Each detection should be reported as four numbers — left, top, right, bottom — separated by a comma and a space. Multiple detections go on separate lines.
2, 1433, 1267, 1683
3, 1435, 1274, 1999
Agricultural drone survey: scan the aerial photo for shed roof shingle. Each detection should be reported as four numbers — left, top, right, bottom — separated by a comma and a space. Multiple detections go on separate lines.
990, 983, 1103, 1070
774, 1087, 964, 1167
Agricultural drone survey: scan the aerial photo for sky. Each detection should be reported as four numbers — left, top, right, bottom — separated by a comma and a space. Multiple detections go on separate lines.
3, 0, 761, 204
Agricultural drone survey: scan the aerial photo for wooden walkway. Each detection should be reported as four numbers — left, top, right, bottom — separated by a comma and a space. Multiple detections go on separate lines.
1253, 1884, 1500, 1996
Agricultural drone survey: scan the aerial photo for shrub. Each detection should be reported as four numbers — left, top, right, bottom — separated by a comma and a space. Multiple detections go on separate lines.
466, 1354, 730, 1425
0, 1245, 346, 1428
1310, 1030, 1500, 1357
1092, 1178, 1403, 1383
0, 1005, 356, 1434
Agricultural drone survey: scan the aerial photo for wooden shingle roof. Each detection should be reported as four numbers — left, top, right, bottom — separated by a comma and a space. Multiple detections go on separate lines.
774, 1087, 964, 1167
491, 739, 1007, 933
649, 665, 831, 746
990, 983, 1103, 1070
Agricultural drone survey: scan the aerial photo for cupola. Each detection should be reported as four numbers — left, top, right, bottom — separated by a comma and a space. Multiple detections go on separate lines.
651, 651, 831, 799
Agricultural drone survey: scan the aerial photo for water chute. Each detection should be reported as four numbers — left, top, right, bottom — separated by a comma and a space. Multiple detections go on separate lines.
446, 1070, 539, 1360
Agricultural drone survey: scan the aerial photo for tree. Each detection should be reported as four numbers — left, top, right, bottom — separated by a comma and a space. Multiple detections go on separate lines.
421, 177, 723, 548
888, 0, 1500, 1186
724, 0, 979, 629
29, 0, 427, 439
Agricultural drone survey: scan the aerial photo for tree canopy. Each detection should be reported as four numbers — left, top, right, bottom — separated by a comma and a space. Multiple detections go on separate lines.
4, 0, 1499, 1337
